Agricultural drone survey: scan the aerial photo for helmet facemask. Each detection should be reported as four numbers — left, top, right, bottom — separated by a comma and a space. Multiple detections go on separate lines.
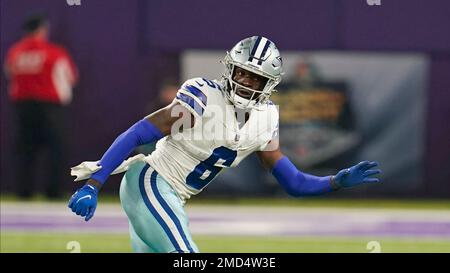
222, 52, 281, 110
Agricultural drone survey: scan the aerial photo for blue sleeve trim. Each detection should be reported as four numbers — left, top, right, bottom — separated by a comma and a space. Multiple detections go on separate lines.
176, 93, 204, 116
184, 85, 207, 106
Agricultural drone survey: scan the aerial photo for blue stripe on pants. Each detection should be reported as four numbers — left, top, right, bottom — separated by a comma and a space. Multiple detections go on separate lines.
138, 164, 194, 252
149, 170, 194, 253
138, 164, 181, 251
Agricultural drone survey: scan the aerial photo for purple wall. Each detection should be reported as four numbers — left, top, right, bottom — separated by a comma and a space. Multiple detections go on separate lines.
426, 54, 450, 196
1, 0, 449, 196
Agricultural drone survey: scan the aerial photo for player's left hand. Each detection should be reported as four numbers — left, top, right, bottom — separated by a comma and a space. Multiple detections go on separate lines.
333, 161, 381, 188
68, 184, 98, 221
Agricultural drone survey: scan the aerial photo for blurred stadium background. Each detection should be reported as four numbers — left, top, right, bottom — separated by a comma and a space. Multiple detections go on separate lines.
1, 0, 449, 253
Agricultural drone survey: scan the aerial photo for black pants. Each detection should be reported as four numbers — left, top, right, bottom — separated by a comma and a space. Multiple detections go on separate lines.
14, 101, 68, 198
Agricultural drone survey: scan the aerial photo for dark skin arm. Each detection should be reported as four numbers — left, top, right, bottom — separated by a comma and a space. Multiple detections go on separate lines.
256, 139, 284, 171
145, 100, 195, 135
87, 100, 195, 190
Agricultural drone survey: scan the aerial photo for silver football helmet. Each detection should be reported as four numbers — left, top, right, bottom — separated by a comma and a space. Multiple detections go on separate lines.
222, 36, 283, 109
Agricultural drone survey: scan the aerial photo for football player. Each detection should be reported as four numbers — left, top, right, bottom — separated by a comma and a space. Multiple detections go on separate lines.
69, 36, 381, 253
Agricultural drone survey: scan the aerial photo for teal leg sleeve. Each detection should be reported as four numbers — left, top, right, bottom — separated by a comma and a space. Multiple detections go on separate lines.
119, 162, 199, 253
128, 220, 155, 253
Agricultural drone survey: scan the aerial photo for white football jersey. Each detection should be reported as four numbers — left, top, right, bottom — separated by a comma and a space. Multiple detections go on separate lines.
145, 77, 279, 202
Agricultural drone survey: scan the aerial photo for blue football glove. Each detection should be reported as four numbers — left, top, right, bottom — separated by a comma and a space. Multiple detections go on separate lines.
68, 184, 98, 221
333, 161, 381, 188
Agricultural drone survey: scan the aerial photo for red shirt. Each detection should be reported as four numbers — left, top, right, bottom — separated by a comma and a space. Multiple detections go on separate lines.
5, 35, 78, 105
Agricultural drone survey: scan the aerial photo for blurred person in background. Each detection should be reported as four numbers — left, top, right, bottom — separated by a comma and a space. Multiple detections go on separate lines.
273, 57, 359, 173
4, 13, 78, 198
289, 57, 323, 89
156, 79, 179, 109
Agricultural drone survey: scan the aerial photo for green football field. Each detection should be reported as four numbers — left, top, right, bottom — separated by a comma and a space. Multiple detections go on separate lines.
2, 197, 450, 253
2, 232, 450, 253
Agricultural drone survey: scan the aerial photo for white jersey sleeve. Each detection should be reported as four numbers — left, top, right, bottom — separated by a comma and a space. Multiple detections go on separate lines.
258, 102, 280, 151
174, 78, 215, 119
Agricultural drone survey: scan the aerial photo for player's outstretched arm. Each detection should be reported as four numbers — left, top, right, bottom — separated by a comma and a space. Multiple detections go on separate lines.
257, 141, 381, 197
68, 100, 194, 221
